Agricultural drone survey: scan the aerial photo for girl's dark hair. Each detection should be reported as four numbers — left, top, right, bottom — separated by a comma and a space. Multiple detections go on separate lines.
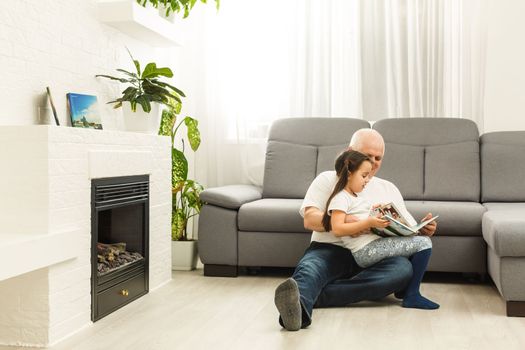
321, 150, 371, 232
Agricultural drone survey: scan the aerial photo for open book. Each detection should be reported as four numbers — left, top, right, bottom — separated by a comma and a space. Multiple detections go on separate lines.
370, 202, 439, 237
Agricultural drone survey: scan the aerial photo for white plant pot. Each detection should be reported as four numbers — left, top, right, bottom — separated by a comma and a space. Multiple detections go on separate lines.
122, 103, 162, 134
158, 5, 176, 23
171, 240, 198, 271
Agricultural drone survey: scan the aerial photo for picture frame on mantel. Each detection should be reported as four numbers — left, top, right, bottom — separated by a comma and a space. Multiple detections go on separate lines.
66, 93, 103, 130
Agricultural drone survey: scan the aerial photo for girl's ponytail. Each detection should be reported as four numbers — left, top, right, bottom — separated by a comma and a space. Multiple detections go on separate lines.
321, 150, 370, 232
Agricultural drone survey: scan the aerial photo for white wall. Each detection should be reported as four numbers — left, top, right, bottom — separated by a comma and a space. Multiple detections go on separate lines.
0, 126, 172, 347
0, 1, 177, 346
0, 0, 177, 130
4, 0, 522, 134
484, 0, 525, 132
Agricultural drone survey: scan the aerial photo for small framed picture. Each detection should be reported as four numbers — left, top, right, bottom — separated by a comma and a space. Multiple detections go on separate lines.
67, 93, 103, 129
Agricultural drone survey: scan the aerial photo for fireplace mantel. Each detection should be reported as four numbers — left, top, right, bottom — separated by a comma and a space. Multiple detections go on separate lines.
0, 125, 172, 347
0, 230, 80, 282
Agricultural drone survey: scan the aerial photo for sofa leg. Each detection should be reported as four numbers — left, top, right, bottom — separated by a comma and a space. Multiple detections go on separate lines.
507, 301, 525, 317
247, 267, 261, 275
204, 264, 238, 277
479, 273, 488, 283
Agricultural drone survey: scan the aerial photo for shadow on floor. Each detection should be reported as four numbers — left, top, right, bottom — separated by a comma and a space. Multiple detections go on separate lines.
238, 266, 492, 286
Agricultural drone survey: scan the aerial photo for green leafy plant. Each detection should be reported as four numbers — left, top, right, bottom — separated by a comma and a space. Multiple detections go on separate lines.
96, 50, 184, 113
159, 98, 204, 241
137, 0, 220, 19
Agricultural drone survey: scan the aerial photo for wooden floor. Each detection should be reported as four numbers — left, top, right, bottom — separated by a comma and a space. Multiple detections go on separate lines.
2, 269, 525, 350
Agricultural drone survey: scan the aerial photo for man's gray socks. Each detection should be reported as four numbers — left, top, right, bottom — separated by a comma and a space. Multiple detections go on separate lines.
274, 278, 302, 331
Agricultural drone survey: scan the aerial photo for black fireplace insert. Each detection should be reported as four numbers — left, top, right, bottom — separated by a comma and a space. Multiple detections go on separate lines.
91, 175, 149, 321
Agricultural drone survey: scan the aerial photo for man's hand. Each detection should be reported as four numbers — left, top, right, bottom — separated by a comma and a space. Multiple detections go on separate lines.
304, 207, 325, 232
419, 212, 437, 236
345, 214, 373, 234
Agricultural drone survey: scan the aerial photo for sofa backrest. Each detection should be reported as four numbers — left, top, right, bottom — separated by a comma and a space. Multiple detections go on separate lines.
263, 117, 370, 199
481, 131, 525, 202
373, 118, 480, 201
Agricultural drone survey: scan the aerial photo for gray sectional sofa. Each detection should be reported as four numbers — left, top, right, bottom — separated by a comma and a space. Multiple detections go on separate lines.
480, 132, 525, 316
198, 117, 525, 317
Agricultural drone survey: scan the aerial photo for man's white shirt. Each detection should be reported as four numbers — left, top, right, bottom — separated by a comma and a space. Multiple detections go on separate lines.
300, 171, 417, 247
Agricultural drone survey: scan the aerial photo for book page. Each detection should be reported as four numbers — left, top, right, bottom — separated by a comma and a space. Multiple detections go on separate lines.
385, 214, 439, 235
372, 202, 409, 226
371, 202, 439, 237
412, 215, 440, 231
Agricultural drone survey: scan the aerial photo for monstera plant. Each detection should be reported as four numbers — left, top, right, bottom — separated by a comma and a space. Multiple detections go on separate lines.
159, 98, 203, 241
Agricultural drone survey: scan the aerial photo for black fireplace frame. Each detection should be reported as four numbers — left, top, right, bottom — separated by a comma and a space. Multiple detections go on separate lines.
91, 175, 150, 321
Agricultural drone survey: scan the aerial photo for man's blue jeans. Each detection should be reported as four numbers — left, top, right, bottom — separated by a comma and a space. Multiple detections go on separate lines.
292, 241, 413, 328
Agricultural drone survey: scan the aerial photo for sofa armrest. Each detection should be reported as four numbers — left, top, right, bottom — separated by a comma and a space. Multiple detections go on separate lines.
200, 185, 263, 209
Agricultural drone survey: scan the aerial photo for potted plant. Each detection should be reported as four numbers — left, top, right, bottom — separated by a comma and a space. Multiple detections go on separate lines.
159, 97, 204, 270
96, 50, 184, 134
137, 0, 220, 20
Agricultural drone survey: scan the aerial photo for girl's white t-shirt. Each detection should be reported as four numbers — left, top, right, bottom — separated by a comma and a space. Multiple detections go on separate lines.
300, 171, 417, 247
327, 190, 381, 252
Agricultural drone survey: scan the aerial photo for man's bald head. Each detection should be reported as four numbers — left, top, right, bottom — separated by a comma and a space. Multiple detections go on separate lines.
348, 128, 385, 178
349, 129, 385, 154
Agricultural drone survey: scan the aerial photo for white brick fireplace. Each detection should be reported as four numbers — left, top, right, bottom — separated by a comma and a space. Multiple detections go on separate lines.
0, 126, 172, 347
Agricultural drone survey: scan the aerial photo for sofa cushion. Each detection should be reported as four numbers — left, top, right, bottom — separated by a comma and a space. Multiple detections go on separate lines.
373, 118, 480, 202
268, 117, 370, 146
405, 201, 485, 236
482, 203, 525, 257
373, 117, 479, 146
376, 143, 424, 199
200, 185, 262, 209
481, 131, 525, 202
424, 142, 480, 201
262, 142, 317, 199
263, 117, 371, 198
316, 144, 348, 175
238, 198, 308, 233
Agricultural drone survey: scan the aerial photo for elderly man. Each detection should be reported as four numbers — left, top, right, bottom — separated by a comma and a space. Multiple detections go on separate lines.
274, 128, 438, 331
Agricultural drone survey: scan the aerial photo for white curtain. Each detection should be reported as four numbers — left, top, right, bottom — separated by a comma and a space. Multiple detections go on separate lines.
360, 0, 487, 127
177, 0, 487, 188
178, 0, 360, 188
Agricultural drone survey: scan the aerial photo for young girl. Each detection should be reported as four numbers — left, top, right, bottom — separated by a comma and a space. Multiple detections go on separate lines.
322, 150, 439, 310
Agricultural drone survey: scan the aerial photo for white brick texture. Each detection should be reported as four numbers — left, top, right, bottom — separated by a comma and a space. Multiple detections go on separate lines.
0, 126, 172, 347
0, 0, 178, 345
0, 0, 176, 130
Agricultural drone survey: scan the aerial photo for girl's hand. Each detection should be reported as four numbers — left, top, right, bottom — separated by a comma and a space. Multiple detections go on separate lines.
371, 203, 384, 210
367, 215, 390, 229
